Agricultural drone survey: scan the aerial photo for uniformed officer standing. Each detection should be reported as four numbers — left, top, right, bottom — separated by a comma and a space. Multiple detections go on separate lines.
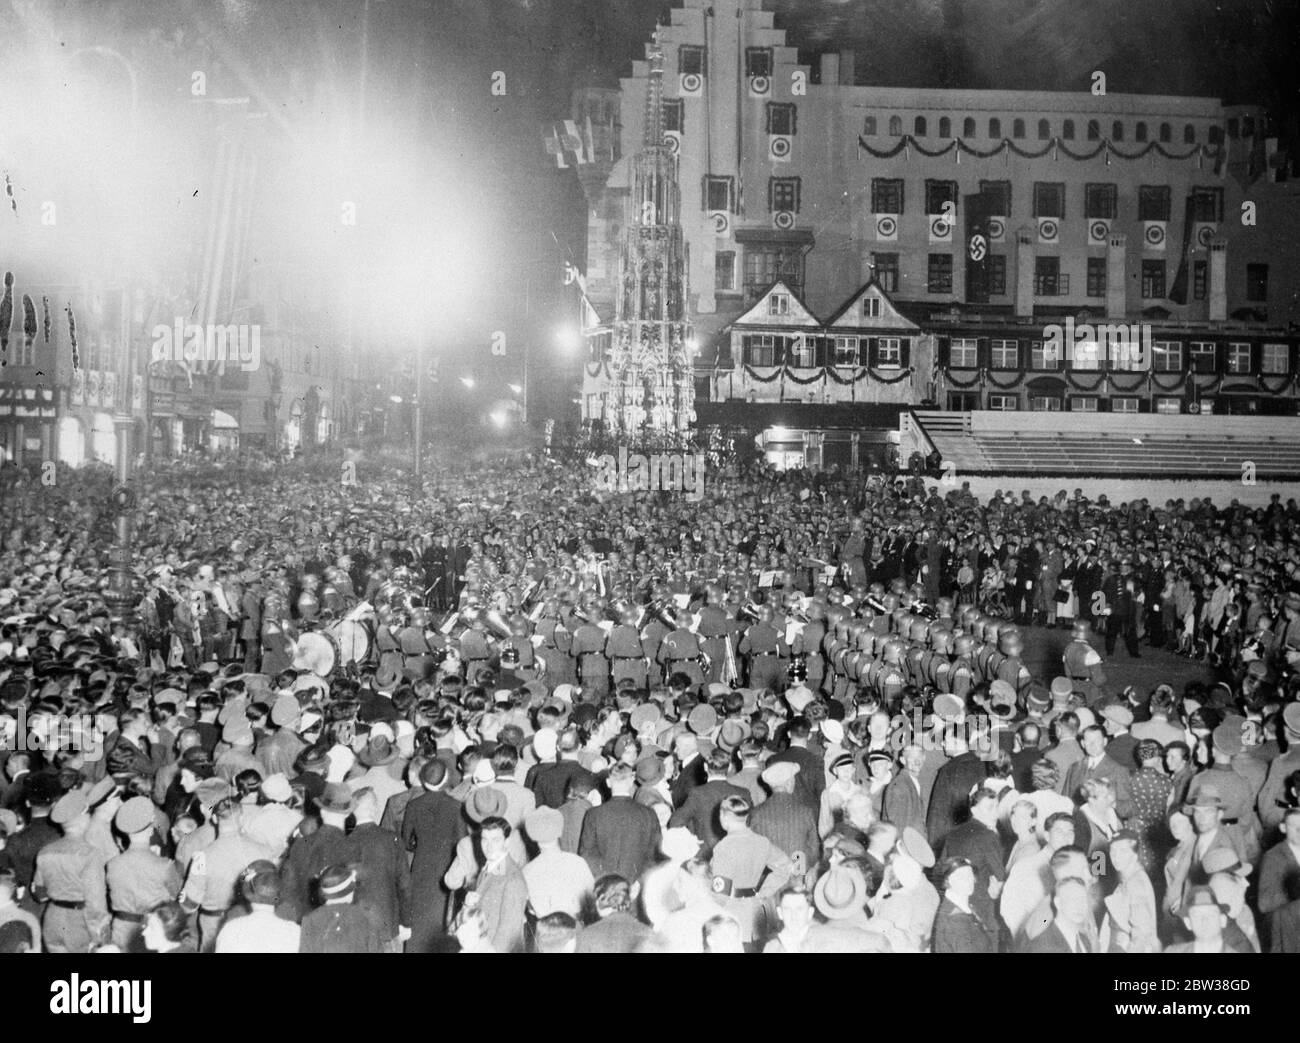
696, 586, 732, 686
739, 605, 787, 691
657, 608, 706, 688
1100, 557, 1142, 658
1062, 620, 1108, 705
570, 608, 611, 700
948, 634, 977, 702
182, 799, 277, 952
31, 791, 109, 953
994, 628, 1033, 700
795, 601, 828, 695
105, 796, 182, 951
534, 600, 576, 687
709, 795, 793, 948
605, 604, 650, 690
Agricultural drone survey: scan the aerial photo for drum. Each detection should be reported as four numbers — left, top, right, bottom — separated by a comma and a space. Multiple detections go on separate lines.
329, 617, 373, 667
293, 630, 338, 678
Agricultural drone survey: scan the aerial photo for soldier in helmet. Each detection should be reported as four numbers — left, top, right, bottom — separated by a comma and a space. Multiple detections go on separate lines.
793, 600, 827, 695
604, 601, 650, 690
696, 585, 732, 685
569, 604, 610, 700
1062, 619, 1108, 706
924, 628, 954, 694
877, 639, 907, 705
657, 606, 707, 687
994, 626, 1033, 700
974, 619, 1001, 684
534, 597, 576, 687
948, 633, 978, 702
739, 603, 787, 691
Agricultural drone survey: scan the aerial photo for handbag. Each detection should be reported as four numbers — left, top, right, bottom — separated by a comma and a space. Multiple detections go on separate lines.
1054, 589, 1070, 604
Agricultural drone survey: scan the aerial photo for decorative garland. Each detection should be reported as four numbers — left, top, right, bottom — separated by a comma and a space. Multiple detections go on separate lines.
1107, 373, 1148, 392
825, 366, 869, 385
943, 369, 983, 388
1064, 371, 1107, 391
784, 366, 824, 385
858, 134, 1218, 165
985, 369, 1025, 389
585, 361, 609, 379
1151, 371, 1188, 391
743, 364, 782, 382
1261, 373, 1296, 395
870, 366, 915, 384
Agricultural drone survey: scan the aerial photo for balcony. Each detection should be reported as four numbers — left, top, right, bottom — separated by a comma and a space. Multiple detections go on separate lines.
1034, 273, 1071, 297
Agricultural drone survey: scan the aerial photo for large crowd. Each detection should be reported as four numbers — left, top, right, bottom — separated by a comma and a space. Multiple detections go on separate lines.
0, 446, 1298, 953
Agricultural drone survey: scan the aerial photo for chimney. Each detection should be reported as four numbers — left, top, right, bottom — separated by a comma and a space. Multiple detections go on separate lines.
1015, 227, 1035, 318
820, 53, 839, 86
839, 50, 856, 85
1209, 238, 1228, 322
1106, 232, 1127, 319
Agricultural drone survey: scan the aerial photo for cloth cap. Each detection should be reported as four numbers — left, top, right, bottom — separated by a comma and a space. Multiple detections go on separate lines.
1101, 704, 1134, 728
761, 761, 800, 789
785, 685, 815, 713
1049, 676, 1074, 701
933, 693, 964, 721
1212, 718, 1245, 757
688, 703, 718, 735
114, 796, 155, 835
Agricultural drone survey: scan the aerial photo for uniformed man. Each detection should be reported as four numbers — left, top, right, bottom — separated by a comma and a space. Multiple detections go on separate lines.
995, 627, 1033, 700
534, 599, 576, 687
605, 603, 650, 690
569, 606, 611, 700
31, 790, 109, 953
181, 799, 277, 952
740, 605, 787, 691
709, 795, 793, 948
1100, 557, 1141, 658
457, 614, 496, 682
105, 796, 182, 951
948, 634, 977, 702
924, 628, 953, 694
876, 639, 907, 705
796, 601, 828, 695
1062, 620, 1107, 706
696, 586, 732, 686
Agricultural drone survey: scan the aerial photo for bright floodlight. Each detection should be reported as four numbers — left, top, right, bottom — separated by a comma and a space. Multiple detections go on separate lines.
460, 377, 476, 389
507, 383, 523, 395
770, 426, 791, 439
489, 410, 508, 428
389, 395, 403, 404
556, 326, 584, 353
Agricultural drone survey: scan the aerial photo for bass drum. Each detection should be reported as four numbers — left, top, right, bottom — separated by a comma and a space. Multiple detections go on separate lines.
329, 617, 373, 669
293, 630, 338, 678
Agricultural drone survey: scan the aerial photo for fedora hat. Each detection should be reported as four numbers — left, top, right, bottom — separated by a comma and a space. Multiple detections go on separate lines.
813, 864, 867, 920
1184, 786, 1226, 810
357, 736, 399, 768
315, 783, 356, 815
465, 786, 507, 824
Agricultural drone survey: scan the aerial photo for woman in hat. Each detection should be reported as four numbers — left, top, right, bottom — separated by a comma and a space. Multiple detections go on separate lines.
930, 857, 996, 954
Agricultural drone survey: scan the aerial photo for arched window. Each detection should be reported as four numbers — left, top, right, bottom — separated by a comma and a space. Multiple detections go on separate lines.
1062, 119, 1075, 140
989, 117, 1002, 138
1087, 119, 1100, 141
864, 115, 877, 136
963, 116, 976, 137
1159, 122, 1171, 142
889, 115, 902, 136
1184, 124, 1196, 144
914, 115, 928, 136
1038, 119, 1051, 140
1012, 118, 1025, 139
1112, 121, 1124, 141
1135, 121, 1148, 142
939, 116, 951, 138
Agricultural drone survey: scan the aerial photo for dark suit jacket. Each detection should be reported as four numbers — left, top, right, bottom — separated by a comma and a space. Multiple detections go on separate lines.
529, 760, 598, 810
1259, 840, 1300, 916
401, 790, 467, 901
669, 755, 708, 810
578, 796, 661, 884
882, 772, 927, 836
764, 745, 826, 809
1021, 921, 1080, 953
931, 898, 997, 954
668, 779, 748, 852
345, 822, 412, 940
279, 823, 353, 922
926, 752, 986, 849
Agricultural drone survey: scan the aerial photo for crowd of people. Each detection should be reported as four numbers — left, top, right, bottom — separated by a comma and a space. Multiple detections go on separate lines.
0, 445, 1298, 954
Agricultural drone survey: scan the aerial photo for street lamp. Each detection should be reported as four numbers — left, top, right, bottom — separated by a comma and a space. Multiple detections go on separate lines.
460, 377, 476, 389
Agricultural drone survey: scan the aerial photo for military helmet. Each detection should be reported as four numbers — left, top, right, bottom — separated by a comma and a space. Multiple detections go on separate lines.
952, 634, 977, 656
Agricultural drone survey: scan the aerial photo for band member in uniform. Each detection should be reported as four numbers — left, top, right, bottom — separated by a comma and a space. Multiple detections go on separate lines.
605, 603, 650, 690
740, 604, 787, 692
657, 608, 707, 688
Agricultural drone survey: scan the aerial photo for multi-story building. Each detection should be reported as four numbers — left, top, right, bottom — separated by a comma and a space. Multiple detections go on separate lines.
570, 0, 1300, 466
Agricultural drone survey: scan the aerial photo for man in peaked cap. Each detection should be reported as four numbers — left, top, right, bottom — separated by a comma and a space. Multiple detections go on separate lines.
750, 760, 820, 881
31, 790, 109, 953
105, 796, 181, 951
258, 691, 307, 777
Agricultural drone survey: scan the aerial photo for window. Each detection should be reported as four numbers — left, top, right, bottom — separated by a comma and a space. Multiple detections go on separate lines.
877, 338, 903, 367
1184, 124, 1196, 144
1152, 341, 1182, 372
1038, 118, 1051, 140
927, 254, 953, 294
789, 336, 815, 367
746, 334, 775, 366
1012, 118, 1025, 139
1108, 329, 1145, 371
863, 115, 877, 136
939, 117, 951, 138
989, 117, 1002, 138
1135, 122, 1148, 142
1263, 344, 1288, 375
1034, 255, 1061, 295
1112, 121, 1124, 141
871, 178, 904, 213
862, 296, 881, 319
769, 292, 790, 316
704, 175, 734, 211
1188, 341, 1216, 373
745, 48, 772, 78
1243, 116, 1256, 136
989, 255, 1007, 296
834, 336, 860, 366
1062, 119, 1075, 140
1071, 397, 1098, 412
889, 115, 902, 135
769, 177, 801, 213
980, 180, 1011, 215
950, 337, 979, 368
679, 46, 706, 77
1031, 340, 1059, 370
1141, 260, 1166, 299
914, 116, 928, 136
743, 246, 804, 301
991, 339, 1019, 369
1193, 261, 1207, 300
1072, 339, 1101, 370
663, 99, 684, 132
1227, 342, 1251, 374
1192, 187, 1224, 222
766, 103, 797, 136
1086, 257, 1107, 297
1247, 264, 1269, 302
963, 117, 976, 137
715, 251, 736, 292
1155, 397, 1182, 415
1033, 182, 1065, 218
989, 393, 1019, 411
1087, 119, 1101, 141
1030, 396, 1062, 411
872, 252, 899, 293
1138, 185, 1171, 222
1085, 183, 1117, 219
925, 179, 958, 214
1159, 122, 1171, 143
1112, 397, 1139, 413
